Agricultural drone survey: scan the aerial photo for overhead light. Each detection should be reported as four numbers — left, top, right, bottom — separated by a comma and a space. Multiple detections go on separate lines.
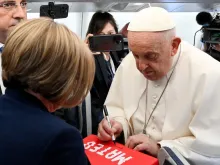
133, 3, 145, 6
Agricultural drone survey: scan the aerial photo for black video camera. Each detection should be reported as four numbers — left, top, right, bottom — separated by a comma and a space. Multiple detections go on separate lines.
40, 2, 69, 19
196, 12, 220, 62
196, 12, 220, 44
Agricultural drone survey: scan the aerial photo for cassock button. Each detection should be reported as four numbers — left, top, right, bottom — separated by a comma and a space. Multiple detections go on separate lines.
153, 95, 157, 99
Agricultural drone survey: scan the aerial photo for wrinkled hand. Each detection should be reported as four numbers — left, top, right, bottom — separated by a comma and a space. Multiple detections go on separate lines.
125, 134, 160, 157
97, 118, 123, 141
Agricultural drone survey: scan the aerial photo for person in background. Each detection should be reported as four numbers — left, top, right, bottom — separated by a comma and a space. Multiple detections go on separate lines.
0, 0, 27, 93
119, 22, 129, 38
0, 18, 95, 165
84, 11, 123, 135
119, 22, 130, 58
202, 42, 220, 62
98, 7, 220, 165
86, 11, 121, 67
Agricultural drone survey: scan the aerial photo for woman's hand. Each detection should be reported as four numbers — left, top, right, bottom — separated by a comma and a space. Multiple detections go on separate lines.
84, 33, 100, 55
84, 33, 93, 46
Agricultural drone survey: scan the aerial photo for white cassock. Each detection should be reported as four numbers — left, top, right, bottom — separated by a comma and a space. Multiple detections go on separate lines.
105, 41, 220, 164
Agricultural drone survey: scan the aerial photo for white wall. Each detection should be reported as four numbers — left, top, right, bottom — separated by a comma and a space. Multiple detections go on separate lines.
28, 12, 202, 46
170, 12, 202, 46
28, 13, 83, 37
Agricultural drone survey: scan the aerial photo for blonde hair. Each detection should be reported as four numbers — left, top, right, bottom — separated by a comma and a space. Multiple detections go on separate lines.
2, 18, 95, 107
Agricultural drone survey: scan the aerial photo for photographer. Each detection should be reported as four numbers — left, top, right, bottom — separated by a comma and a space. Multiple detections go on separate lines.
203, 42, 220, 61
119, 22, 129, 38
85, 11, 128, 135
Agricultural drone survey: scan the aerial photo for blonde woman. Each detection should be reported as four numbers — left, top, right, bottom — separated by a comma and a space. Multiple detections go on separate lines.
0, 18, 95, 165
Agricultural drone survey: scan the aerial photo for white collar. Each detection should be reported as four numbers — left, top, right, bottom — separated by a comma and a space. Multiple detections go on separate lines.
0, 43, 3, 48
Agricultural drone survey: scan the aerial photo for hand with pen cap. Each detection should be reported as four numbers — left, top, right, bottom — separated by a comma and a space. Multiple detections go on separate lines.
97, 118, 123, 142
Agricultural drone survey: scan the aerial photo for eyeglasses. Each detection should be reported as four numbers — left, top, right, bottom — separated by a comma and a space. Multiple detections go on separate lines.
0, 1, 27, 10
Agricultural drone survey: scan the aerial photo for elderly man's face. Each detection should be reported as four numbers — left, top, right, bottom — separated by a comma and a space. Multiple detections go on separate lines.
0, 0, 27, 43
128, 31, 180, 81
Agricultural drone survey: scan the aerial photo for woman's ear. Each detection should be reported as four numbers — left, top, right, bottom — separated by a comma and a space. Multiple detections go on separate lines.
171, 37, 181, 56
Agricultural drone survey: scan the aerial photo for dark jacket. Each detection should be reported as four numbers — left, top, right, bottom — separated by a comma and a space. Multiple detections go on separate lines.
208, 48, 220, 62
90, 51, 122, 134
0, 88, 88, 165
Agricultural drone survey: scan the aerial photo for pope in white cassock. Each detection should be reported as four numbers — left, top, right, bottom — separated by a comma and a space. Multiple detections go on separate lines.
97, 7, 220, 165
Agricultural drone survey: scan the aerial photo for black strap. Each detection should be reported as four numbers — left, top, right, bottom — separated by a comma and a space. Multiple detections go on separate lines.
106, 60, 114, 85
95, 54, 110, 87
0, 47, 3, 53
163, 147, 185, 165
110, 51, 121, 69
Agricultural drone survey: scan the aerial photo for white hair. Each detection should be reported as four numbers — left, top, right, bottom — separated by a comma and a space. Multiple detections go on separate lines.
162, 28, 176, 42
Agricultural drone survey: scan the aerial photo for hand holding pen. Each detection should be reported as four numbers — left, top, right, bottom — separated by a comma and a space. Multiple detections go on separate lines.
103, 105, 116, 144
97, 105, 123, 143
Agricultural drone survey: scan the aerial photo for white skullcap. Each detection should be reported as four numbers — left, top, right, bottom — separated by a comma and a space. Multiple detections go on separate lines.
128, 7, 176, 32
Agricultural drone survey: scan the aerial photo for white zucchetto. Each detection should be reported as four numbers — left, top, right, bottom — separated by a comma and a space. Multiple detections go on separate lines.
128, 7, 176, 32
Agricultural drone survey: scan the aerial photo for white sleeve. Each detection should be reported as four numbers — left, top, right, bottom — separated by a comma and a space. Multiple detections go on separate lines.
159, 69, 220, 165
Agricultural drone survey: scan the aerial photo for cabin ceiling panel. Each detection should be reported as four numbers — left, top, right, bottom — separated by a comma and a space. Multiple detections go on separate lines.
26, 1, 220, 13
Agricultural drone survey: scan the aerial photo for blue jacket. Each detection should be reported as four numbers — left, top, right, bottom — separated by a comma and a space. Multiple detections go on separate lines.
0, 88, 88, 165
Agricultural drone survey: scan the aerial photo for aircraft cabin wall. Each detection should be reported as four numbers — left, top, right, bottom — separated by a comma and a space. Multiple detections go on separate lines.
27, 12, 202, 47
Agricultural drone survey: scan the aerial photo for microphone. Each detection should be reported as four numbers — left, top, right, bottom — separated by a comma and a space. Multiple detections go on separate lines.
196, 11, 213, 26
